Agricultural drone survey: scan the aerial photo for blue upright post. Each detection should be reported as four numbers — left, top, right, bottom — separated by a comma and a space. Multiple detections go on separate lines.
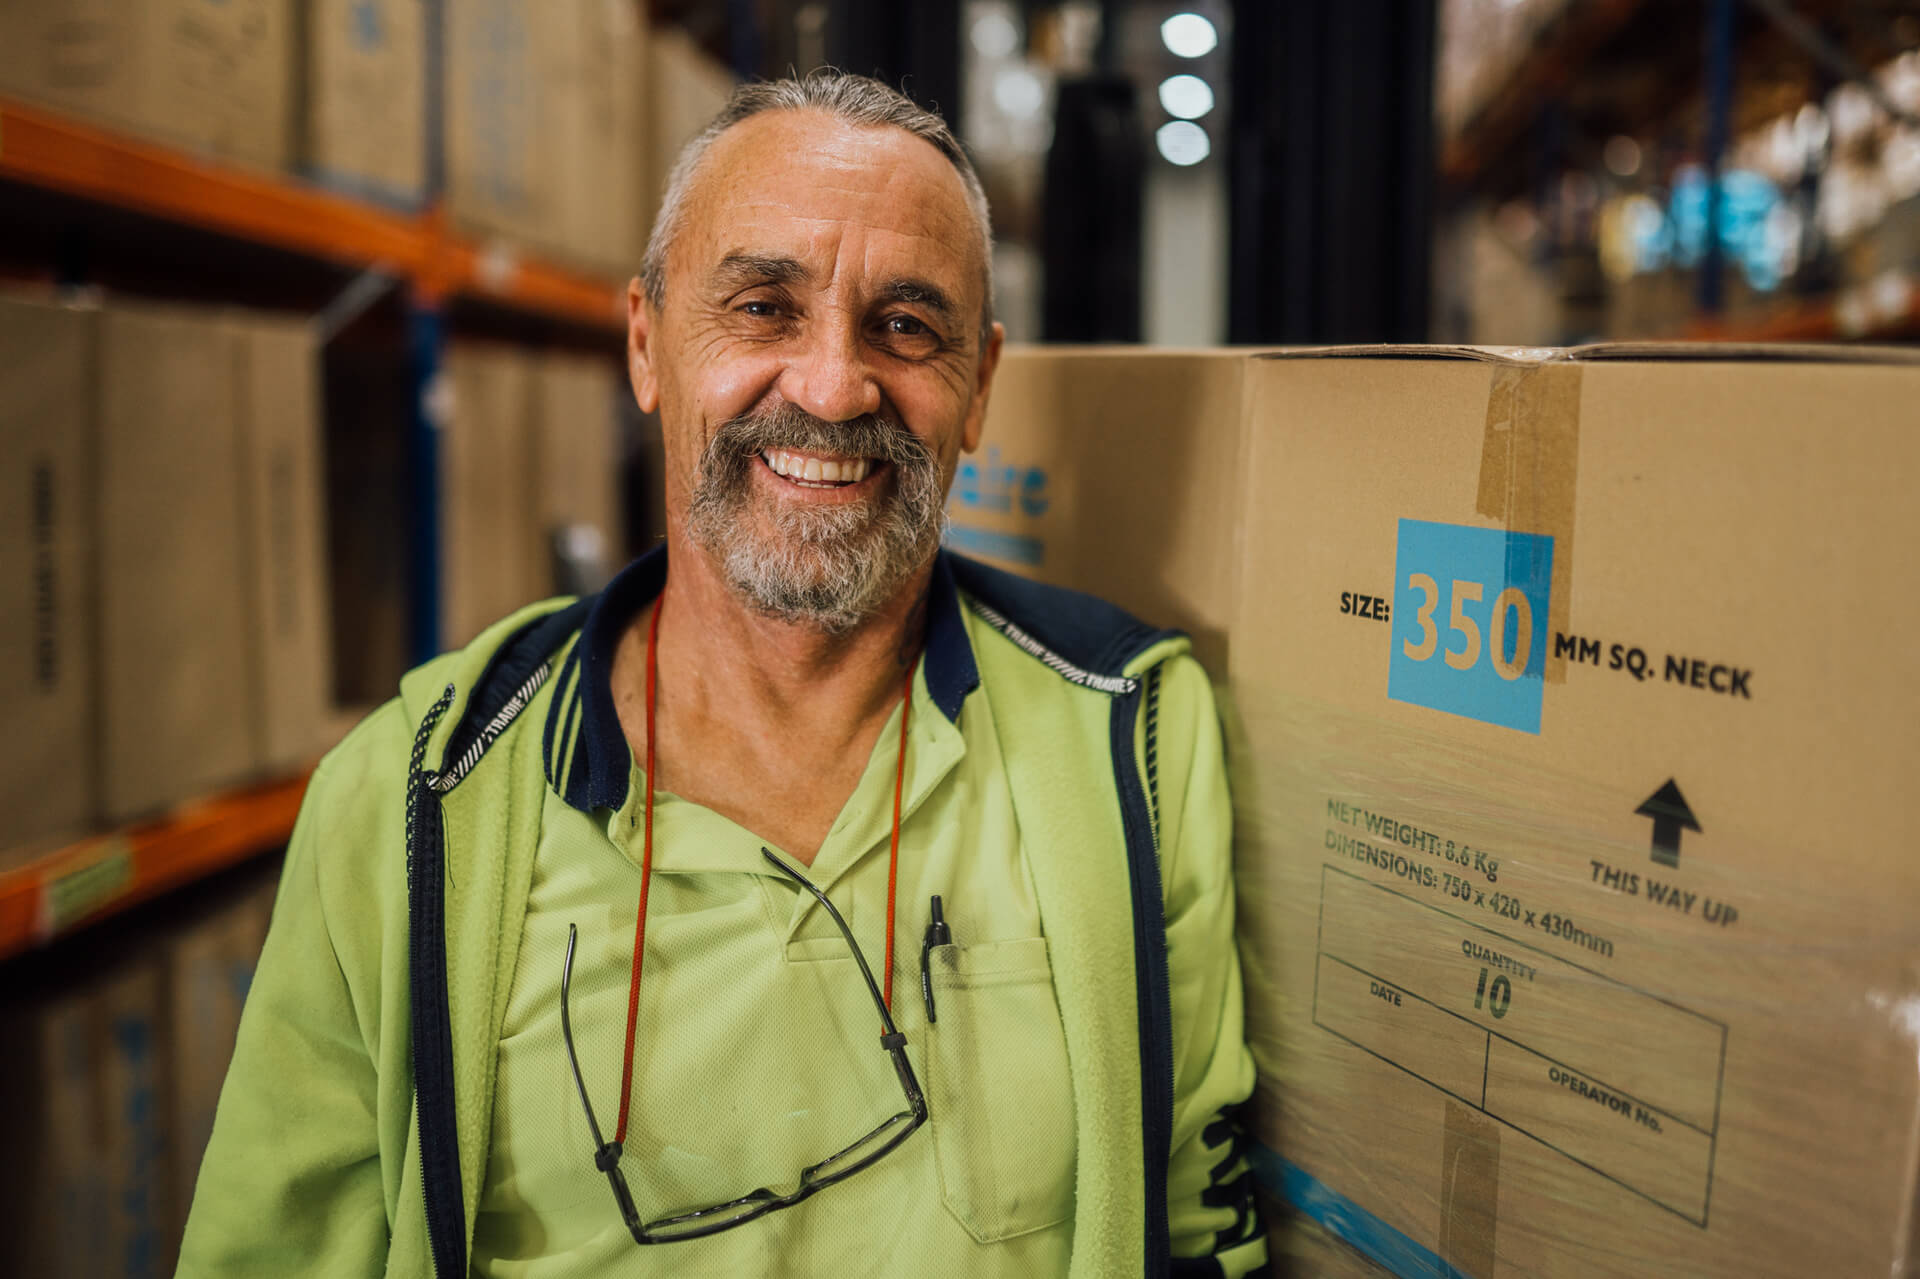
406, 297, 445, 665
1700, 0, 1735, 314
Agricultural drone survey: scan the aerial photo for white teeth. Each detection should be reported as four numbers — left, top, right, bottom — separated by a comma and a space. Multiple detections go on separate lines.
762, 450, 874, 484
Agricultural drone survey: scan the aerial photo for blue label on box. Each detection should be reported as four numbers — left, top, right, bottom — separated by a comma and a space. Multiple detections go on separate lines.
1388, 519, 1554, 734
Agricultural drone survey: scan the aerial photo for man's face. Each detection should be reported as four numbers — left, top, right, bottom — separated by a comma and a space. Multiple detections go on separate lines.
629, 109, 1003, 632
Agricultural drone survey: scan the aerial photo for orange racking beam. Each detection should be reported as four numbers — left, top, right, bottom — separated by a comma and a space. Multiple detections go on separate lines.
0, 772, 310, 963
0, 98, 624, 330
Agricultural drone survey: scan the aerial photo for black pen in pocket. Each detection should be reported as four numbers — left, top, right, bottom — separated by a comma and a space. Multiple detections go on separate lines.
920, 895, 952, 1023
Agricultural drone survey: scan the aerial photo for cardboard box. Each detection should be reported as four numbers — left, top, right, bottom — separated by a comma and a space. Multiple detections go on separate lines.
949, 347, 1262, 677
547, 0, 647, 274
1231, 344, 1920, 1278
322, 341, 412, 704
0, 956, 174, 1278
0, 978, 113, 1277
534, 355, 624, 590
0, 294, 97, 850
232, 316, 334, 773
442, 343, 543, 649
644, 25, 734, 236
444, 0, 646, 272
97, 306, 253, 821
298, 0, 426, 205
165, 872, 275, 1243
0, 0, 293, 171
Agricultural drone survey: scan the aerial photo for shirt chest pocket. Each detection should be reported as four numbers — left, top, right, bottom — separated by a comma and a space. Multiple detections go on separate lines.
923, 937, 1076, 1242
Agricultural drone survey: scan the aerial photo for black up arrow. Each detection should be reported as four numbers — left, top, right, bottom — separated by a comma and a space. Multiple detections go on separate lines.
1636, 779, 1700, 868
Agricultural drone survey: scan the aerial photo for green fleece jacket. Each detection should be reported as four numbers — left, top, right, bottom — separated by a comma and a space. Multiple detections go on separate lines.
178, 554, 1265, 1277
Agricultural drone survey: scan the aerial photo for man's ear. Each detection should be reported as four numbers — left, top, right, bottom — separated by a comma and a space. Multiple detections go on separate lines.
960, 321, 1005, 455
627, 277, 661, 414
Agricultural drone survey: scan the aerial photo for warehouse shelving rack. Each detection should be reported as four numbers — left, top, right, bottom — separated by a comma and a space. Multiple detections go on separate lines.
0, 97, 629, 955
1439, 0, 1920, 343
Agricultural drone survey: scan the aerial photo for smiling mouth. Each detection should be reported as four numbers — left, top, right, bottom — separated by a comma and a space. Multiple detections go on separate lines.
760, 448, 878, 489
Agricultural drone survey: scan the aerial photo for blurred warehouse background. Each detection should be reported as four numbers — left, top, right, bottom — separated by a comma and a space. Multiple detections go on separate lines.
0, 1, 1917, 1273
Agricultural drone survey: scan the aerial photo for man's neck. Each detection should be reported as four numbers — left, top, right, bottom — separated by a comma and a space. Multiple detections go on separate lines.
608, 530, 932, 837
660, 536, 929, 721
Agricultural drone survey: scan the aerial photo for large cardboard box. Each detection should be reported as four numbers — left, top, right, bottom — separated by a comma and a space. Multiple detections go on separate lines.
98, 307, 253, 821
644, 26, 734, 234
298, 0, 426, 205
1231, 345, 1920, 1277
0, 0, 293, 171
0, 294, 96, 850
0, 978, 112, 1277
949, 347, 1261, 677
323, 341, 412, 704
232, 316, 334, 773
547, 0, 647, 274
0, 956, 173, 1277
444, 0, 646, 273
165, 870, 275, 1243
534, 355, 624, 590
442, 343, 543, 648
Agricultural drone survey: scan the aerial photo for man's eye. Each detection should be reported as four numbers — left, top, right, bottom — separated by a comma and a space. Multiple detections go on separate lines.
887, 315, 929, 337
740, 300, 780, 318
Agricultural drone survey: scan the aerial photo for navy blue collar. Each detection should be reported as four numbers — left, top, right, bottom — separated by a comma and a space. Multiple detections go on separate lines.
543, 546, 981, 813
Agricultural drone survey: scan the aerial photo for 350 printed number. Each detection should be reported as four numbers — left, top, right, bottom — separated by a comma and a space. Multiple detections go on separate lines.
1387, 520, 1555, 734
1400, 574, 1535, 681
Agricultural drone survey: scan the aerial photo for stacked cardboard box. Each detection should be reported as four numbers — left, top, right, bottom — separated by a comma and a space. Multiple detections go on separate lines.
0, 859, 278, 1277
643, 25, 736, 237
0, 292, 334, 847
442, 345, 625, 649
1230, 344, 1920, 1277
297, 0, 427, 205
443, 0, 649, 275
0, 954, 171, 1277
0, 0, 294, 171
0, 297, 97, 851
948, 347, 1266, 679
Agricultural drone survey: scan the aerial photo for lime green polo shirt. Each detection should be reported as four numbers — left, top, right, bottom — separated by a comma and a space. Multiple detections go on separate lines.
470, 564, 1077, 1275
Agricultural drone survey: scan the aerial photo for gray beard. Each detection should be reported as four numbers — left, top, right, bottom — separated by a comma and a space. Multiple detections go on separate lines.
683, 404, 948, 634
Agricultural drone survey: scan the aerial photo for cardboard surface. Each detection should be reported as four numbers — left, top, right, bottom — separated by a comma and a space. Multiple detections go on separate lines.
534, 355, 624, 589
0, 957, 174, 1277
1231, 347, 1920, 1277
0, 0, 293, 170
233, 316, 333, 773
948, 347, 1262, 678
644, 26, 734, 235
165, 874, 274, 1246
97, 307, 253, 821
322, 342, 411, 704
0, 294, 97, 850
443, 343, 543, 649
445, 0, 646, 272
299, 0, 426, 204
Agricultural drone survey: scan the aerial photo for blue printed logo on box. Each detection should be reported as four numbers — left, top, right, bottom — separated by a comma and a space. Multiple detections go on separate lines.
1388, 520, 1554, 734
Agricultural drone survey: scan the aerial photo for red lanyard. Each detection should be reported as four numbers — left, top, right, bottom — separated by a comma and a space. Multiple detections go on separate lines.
612, 597, 917, 1145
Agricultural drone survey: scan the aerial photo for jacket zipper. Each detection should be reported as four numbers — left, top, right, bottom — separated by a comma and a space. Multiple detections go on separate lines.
1112, 679, 1175, 1276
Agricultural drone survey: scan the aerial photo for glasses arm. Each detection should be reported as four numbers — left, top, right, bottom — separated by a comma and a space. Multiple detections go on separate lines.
760, 848, 901, 1038
561, 924, 647, 1234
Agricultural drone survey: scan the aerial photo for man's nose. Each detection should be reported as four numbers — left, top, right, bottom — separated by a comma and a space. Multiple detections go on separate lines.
776, 314, 882, 423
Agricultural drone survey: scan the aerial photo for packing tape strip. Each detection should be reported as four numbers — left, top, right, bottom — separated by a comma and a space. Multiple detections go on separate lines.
1474, 361, 1581, 684
1251, 1141, 1476, 1279
1439, 1101, 1500, 1278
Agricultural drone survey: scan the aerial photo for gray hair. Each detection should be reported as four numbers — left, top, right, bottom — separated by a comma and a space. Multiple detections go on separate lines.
640, 71, 994, 347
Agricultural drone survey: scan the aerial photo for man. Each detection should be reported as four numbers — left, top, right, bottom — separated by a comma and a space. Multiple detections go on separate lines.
181, 72, 1265, 1277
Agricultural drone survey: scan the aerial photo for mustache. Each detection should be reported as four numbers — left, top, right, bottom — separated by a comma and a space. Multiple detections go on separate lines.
701, 403, 936, 473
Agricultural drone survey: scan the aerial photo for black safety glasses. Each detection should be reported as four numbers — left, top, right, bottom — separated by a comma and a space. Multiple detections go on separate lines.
559, 847, 929, 1243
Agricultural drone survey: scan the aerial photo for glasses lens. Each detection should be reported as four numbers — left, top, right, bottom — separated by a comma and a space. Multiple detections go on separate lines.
647, 1193, 773, 1241
804, 1110, 918, 1187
